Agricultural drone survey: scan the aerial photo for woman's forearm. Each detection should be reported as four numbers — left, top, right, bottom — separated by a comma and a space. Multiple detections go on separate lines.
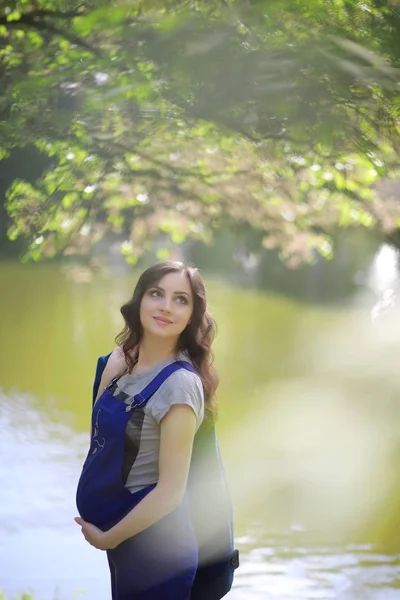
106, 484, 183, 548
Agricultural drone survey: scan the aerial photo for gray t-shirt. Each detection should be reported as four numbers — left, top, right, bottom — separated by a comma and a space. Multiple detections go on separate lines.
112, 352, 204, 494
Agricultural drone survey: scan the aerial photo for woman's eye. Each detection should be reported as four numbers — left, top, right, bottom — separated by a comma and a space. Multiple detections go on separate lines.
149, 289, 161, 297
176, 296, 188, 304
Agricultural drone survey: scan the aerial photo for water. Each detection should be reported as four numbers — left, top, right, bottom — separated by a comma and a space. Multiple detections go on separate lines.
1, 257, 400, 599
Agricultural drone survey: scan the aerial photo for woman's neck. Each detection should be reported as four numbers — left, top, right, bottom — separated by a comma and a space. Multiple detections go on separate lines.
135, 336, 178, 372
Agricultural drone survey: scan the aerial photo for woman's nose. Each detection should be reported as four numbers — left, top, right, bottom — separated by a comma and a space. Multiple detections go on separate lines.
160, 296, 172, 311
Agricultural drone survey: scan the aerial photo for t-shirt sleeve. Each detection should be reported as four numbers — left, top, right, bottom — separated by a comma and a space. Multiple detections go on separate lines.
149, 369, 204, 429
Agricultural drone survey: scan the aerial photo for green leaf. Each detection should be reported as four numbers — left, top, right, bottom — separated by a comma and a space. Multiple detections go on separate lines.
156, 248, 173, 260
6, 11, 21, 22
62, 193, 79, 209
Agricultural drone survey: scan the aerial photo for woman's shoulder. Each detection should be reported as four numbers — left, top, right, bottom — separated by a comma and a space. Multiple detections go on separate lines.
149, 356, 204, 424
175, 351, 195, 368
104, 346, 127, 373
166, 360, 204, 398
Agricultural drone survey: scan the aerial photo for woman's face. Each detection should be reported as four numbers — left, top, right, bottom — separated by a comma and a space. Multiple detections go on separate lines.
139, 271, 194, 341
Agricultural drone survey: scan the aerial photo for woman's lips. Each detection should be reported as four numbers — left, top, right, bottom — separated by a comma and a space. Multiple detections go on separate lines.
153, 316, 173, 326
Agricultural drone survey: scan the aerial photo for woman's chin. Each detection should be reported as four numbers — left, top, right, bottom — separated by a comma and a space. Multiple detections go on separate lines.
146, 325, 181, 340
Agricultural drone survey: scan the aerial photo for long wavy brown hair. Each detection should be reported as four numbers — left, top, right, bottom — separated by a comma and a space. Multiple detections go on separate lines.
115, 261, 219, 413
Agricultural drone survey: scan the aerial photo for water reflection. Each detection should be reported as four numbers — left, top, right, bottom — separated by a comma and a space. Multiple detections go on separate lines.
368, 244, 399, 322
2, 391, 400, 600
0, 389, 108, 599
234, 535, 400, 600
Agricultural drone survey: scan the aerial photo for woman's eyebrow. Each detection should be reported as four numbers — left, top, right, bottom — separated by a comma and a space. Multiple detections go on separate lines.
155, 285, 190, 297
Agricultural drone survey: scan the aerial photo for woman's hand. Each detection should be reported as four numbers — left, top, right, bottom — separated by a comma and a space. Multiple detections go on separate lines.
74, 517, 119, 550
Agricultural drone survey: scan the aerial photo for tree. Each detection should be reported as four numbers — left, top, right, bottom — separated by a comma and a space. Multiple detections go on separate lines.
1, 0, 400, 265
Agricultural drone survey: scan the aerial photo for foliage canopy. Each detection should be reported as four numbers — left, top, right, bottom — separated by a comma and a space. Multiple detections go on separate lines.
1, 0, 400, 264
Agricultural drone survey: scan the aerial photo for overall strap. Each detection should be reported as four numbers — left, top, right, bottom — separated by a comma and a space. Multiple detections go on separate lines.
132, 360, 197, 408
92, 353, 112, 406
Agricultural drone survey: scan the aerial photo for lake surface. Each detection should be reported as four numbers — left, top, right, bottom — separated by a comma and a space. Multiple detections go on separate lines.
1, 258, 400, 599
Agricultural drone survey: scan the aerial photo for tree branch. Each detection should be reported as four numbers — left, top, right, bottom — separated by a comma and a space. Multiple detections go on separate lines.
0, 9, 100, 55
29, 6, 86, 19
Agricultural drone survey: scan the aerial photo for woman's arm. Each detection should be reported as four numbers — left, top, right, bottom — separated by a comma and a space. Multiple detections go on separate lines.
75, 403, 197, 549
107, 403, 196, 547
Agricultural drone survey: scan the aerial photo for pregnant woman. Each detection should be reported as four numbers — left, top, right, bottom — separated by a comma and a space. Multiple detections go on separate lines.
75, 260, 219, 600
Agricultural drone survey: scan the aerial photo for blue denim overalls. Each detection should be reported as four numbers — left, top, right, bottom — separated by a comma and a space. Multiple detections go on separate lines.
76, 360, 199, 600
